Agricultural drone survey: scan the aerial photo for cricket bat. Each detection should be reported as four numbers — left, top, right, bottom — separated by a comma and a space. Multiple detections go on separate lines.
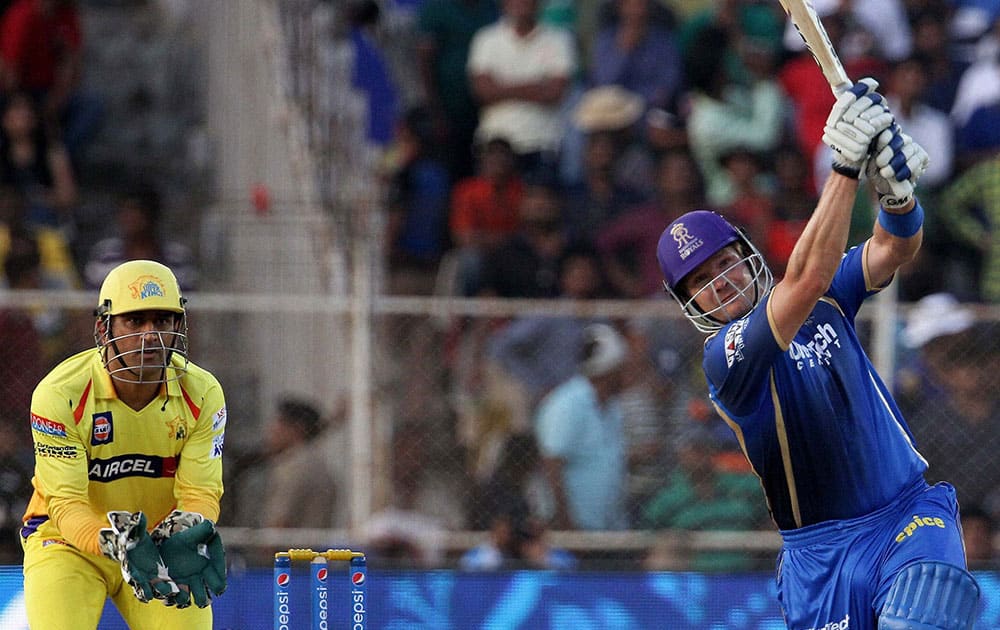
778, 0, 852, 95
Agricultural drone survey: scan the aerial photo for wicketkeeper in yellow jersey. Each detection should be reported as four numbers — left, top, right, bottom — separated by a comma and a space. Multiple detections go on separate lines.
20, 259, 227, 629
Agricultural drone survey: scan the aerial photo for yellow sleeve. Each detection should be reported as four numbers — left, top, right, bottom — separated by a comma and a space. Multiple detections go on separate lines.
30, 388, 107, 556
174, 383, 225, 522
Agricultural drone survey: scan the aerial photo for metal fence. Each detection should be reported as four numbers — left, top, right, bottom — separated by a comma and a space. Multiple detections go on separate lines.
2, 289, 997, 570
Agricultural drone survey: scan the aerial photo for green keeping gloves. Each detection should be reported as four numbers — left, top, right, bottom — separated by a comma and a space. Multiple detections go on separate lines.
152, 510, 227, 608
98, 511, 179, 603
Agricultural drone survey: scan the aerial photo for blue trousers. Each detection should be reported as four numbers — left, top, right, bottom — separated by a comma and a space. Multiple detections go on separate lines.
776, 480, 968, 630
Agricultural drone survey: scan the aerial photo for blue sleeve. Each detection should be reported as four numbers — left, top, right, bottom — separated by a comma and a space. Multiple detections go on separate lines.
826, 245, 881, 323
703, 299, 784, 416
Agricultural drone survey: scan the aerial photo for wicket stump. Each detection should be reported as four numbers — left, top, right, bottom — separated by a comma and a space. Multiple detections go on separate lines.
274, 548, 367, 629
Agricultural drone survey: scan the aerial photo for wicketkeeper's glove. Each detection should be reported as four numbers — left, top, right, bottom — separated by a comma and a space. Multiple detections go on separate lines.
865, 123, 930, 209
98, 511, 179, 603
152, 510, 227, 608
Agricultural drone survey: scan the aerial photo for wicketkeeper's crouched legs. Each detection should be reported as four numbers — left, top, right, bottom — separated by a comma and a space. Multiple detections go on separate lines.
22, 532, 212, 630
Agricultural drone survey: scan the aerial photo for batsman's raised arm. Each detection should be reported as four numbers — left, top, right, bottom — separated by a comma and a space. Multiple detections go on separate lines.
862, 124, 931, 289
767, 79, 893, 345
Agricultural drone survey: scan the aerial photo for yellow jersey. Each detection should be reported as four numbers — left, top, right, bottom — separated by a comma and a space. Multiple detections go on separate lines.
21, 349, 225, 556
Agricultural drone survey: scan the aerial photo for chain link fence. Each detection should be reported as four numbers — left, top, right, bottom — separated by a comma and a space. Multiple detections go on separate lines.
2, 288, 997, 570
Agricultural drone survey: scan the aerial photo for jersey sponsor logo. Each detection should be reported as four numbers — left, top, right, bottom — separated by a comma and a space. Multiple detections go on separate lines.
807, 613, 849, 630
129, 275, 166, 300
725, 320, 747, 367
895, 514, 946, 543
31, 413, 66, 437
41, 538, 68, 547
212, 407, 227, 432
789, 322, 841, 369
88, 454, 179, 482
91, 412, 114, 445
35, 443, 78, 459
211, 433, 225, 459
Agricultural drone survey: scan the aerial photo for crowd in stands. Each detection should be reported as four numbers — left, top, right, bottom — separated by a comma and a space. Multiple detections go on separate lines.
362, 0, 1000, 568
376, 0, 1000, 305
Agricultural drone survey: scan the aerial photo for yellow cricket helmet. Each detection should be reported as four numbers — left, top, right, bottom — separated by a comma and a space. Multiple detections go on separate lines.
95, 259, 186, 316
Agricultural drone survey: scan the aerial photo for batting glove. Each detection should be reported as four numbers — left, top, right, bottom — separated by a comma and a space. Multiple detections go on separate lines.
822, 78, 895, 178
98, 511, 179, 603
153, 511, 227, 608
866, 123, 930, 209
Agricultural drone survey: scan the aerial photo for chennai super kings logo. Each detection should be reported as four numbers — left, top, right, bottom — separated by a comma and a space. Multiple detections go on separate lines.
165, 416, 188, 440
671, 223, 704, 261
128, 275, 166, 300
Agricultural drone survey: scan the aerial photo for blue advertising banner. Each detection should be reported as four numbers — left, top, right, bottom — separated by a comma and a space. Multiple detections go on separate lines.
0, 566, 997, 628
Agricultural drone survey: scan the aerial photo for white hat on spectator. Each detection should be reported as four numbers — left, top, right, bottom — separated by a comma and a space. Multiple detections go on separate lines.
901, 293, 975, 349
580, 323, 627, 376
573, 85, 645, 133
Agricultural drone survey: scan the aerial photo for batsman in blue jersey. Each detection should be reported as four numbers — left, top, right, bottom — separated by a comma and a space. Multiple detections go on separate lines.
656, 78, 980, 630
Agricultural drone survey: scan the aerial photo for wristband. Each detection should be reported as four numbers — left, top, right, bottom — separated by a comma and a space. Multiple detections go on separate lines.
878, 201, 924, 238
831, 162, 861, 179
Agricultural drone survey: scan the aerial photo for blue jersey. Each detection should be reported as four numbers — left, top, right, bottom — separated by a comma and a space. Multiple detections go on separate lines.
703, 245, 927, 530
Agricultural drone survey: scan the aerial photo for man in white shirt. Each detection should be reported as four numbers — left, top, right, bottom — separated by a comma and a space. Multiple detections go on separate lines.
467, 0, 576, 177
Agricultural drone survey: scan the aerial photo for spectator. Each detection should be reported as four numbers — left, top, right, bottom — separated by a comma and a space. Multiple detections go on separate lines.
448, 136, 523, 296
765, 144, 816, 278
416, 0, 499, 182
366, 420, 465, 567
950, 14, 1000, 148
0, 230, 45, 460
347, 0, 399, 147
639, 426, 768, 571
383, 105, 452, 295
936, 152, 1000, 302
718, 145, 775, 251
535, 322, 628, 530
467, 0, 576, 179
83, 179, 197, 291
462, 432, 577, 570
477, 177, 569, 298
961, 504, 997, 571
467, 245, 610, 481
589, 0, 684, 116
256, 397, 338, 529
596, 147, 704, 298
884, 55, 954, 190
909, 5, 965, 117
899, 303, 1000, 514
460, 509, 576, 570
0, 0, 103, 173
486, 244, 610, 402
685, 22, 784, 205
0, 186, 79, 366
0, 91, 77, 226
563, 84, 652, 231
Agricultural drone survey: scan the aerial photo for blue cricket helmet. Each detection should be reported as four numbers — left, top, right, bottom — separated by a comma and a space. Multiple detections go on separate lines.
656, 210, 773, 333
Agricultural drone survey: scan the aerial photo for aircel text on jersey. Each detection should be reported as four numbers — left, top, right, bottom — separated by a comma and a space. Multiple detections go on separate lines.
789, 322, 840, 369
895, 514, 945, 542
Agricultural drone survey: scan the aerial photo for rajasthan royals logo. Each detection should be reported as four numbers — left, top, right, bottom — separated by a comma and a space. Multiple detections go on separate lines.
128, 275, 166, 300
91, 412, 114, 445
671, 223, 703, 260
